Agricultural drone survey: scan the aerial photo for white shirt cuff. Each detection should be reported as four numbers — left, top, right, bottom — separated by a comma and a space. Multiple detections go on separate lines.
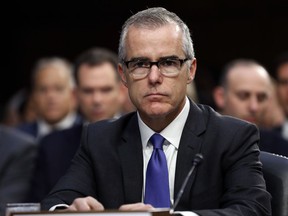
173, 211, 199, 216
49, 204, 69, 211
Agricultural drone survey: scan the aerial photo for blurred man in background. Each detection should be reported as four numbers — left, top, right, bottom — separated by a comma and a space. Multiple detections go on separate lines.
213, 58, 288, 156
30, 47, 132, 201
16, 57, 80, 140
273, 52, 288, 142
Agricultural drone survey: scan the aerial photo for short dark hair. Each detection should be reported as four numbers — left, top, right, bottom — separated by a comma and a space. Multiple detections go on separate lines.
74, 47, 119, 84
272, 52, 288, 80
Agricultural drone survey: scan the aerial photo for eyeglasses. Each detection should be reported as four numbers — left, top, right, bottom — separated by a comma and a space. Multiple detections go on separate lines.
123, 57, 190, 80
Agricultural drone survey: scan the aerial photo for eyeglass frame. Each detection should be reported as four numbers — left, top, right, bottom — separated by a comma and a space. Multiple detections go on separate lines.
121, 57, 191, 80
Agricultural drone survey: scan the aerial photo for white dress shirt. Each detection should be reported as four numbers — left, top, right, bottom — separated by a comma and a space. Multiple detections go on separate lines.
138, 97, 198, 216
37, 112, 78, 139
138, 96, 190, 204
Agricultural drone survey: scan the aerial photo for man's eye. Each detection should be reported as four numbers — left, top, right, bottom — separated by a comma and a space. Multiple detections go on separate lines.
133, 61, 149, 68
161, 59, 178, 67
236, 92, 250, 100
257, 94, 268, 103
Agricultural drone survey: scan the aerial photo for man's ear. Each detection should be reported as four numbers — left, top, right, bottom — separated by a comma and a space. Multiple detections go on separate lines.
118, 63, 127, 87
187, 58, 197, 84
213, 86, 226, 109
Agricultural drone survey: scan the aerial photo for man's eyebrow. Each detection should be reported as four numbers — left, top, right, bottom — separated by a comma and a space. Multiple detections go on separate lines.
159, 55, 180, 60
127, 55, 181, 62
127, 57, 149, 62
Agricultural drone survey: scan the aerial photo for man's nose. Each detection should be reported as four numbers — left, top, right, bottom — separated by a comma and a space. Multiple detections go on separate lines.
147, 65, 162, 83
249, 97, 260, 112
92, 92, 102, 103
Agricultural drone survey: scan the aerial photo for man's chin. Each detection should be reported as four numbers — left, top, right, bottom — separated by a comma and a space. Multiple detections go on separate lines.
139, 108, 166, 118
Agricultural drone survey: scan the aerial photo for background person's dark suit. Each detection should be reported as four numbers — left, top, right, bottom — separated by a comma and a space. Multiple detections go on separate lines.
259, 128, 288, 157
16, 121, 38, 138
30, 124, 84, 202
16, 115, 83, 139
0, 125, 37, 216
42, 101, 271, 215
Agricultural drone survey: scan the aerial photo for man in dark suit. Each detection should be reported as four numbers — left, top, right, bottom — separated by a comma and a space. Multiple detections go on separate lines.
30, 48, 131, 202
0, 125, 37, 216
41, 7, 271, 215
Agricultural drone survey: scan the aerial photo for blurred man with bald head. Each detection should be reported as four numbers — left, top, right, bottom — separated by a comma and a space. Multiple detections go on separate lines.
16, 57, 80, 140
213, 59, 272, 126
213, 59, 288, 156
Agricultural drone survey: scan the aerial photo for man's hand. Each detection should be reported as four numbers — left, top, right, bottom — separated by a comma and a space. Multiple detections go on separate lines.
67, 196, 104, 211
119, 202, 155, 211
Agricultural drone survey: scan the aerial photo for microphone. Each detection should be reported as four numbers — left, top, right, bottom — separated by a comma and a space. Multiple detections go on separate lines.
170, 153, 204, 213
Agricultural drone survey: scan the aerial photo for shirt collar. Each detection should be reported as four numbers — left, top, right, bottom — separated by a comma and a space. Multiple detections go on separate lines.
138, 97, 190, 149
38, 112, 77, 137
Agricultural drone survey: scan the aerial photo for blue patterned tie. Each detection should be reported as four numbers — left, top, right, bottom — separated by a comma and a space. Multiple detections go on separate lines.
144, 133, 170, 208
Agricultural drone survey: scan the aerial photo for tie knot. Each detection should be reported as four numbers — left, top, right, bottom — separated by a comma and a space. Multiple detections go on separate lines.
150, 133, 165, 149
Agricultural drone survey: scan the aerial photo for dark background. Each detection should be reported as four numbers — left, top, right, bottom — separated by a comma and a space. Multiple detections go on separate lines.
2, 0, 288, 108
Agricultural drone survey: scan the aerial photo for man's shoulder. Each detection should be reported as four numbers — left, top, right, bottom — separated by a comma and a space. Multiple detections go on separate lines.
42, 124, 83, 139
15, 121, 38, 137
39, 124, 83, 148
82, 112, 137, 141
0, 125, 36, 157
73, 112, 137, 150
87, 112, 137, 130
0, 125, 35, 145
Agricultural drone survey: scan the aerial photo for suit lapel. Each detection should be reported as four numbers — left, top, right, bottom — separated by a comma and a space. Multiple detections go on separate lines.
174, 100, 206, 202
117, 114, 144, 203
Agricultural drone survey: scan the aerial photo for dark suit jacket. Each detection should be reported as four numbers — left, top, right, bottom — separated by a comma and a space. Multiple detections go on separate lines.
16, 121, 38, 138
41, 101, 271, 216
0, 125, 37, 215
16, 114, 83, 139
30, 124, 84, 202
259, 128, 288, 157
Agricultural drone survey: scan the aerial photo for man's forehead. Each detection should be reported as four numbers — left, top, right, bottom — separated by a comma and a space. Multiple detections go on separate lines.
227, 66, 270, 84
227, 71, 271, 95
228, 85, 271, 99
125, 24, 184, 59
232, 88, 269, 95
